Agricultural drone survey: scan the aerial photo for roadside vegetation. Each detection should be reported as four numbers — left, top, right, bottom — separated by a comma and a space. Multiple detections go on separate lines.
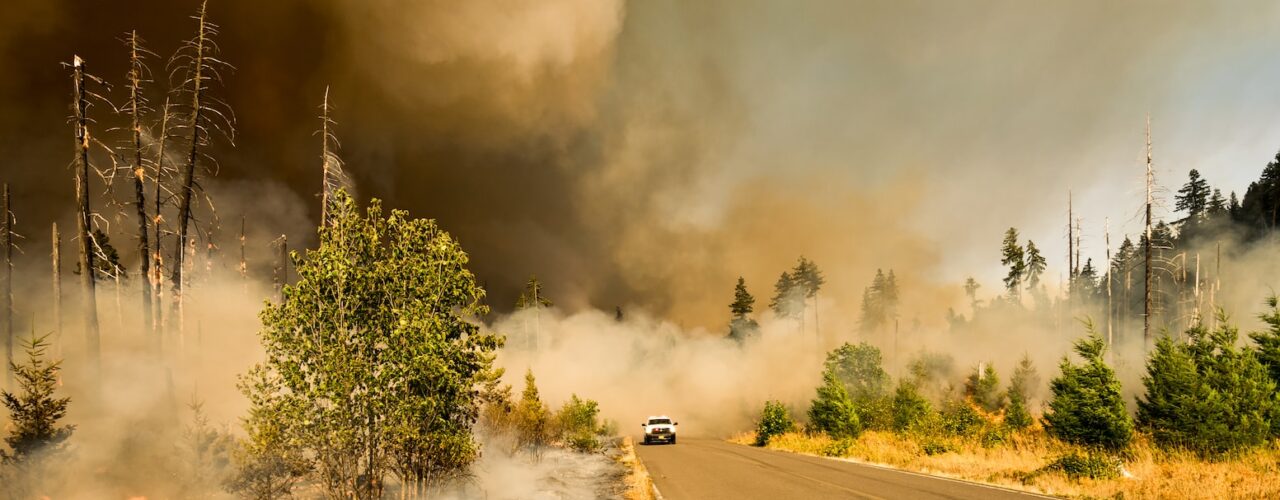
740, 305, 1280, 498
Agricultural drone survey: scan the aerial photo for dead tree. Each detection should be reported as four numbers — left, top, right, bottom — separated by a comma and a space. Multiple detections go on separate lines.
72, 55, 102, 372
152, 99, 172, 343
1143, 115, 1154, 349
52, 223, 62, 355
318, 85, 350, 227
2, 184, 11, 386
1105, 217, 1112, 350
238, 215, 246, 286
272, 235, 287, 302
125, 31, 155, 341
169, 0, 233, 328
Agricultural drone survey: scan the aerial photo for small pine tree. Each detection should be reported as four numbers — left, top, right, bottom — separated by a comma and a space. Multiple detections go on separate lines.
515, 369, 551, 451
1043, 325, 1132, 451
1, 334, 75, 495
891, 380, 932, 432
1005, 392, 1033, 430
964, 363, 1005, 412
1139, 318, 1278, 456
1249, 296, 1280, 392
728, 277, 759, 342
1005, 354, 1040, 430
808, 371, 861, 439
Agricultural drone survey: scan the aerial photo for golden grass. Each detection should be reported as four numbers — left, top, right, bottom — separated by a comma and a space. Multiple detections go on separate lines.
616, 436, 656, 500
742, 429, 1280, 499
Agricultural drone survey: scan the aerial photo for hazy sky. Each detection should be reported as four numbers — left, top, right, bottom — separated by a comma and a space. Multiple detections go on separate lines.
3, 0, 1280, 326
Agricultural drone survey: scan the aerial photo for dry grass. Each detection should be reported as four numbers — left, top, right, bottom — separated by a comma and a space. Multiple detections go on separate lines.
616, 436, 656, 500
742, 429, 1280, 499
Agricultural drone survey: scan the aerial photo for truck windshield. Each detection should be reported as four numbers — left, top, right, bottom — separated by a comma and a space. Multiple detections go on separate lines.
648, 418, 671, 425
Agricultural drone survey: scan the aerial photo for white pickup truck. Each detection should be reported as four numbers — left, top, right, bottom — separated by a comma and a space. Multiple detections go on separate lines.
642, 415, 678, 445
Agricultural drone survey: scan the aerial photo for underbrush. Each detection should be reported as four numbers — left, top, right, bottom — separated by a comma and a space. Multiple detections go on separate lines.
742, 428, 1280, 499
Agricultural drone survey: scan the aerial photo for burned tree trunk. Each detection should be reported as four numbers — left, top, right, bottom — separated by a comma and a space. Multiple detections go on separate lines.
1144, 115, 1154, 349
170, 3, 210, 319
153, 99, 170, 343
52, 223, 63, 354
72, 55, 102, 372
126, 31, 154, 341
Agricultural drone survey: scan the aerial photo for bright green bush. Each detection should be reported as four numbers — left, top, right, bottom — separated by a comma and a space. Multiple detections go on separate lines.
964, 363, 1005, 412
891, 380, 932, 432
557, 394, 606, 453
939, 400, 983, 436
755, 400, 795, 446
1044, 451, 1121, 480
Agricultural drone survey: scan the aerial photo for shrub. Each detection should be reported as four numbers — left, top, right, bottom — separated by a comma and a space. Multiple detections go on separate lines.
920, 439, 953, 456
821, 438, 856, 457
514, 370, 552, 451
939, 399, 983, 436
557, 394, 606, 453
1043, 451, 1121, 480
979, 424, 1012, 448
964, 363, 1005, 412
809, 371, 862, 439
1043, 325, 1133, 452
891, 380, 932, 432
1139, 319, 1278, 457
755, 400, 795, 446
1004, 391, 1033, 430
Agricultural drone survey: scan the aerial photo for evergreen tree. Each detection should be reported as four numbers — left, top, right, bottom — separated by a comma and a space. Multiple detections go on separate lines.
1005, 354, 1040, 430
1208, 188, 1227, 216
963, 277, 981, 312
1238, 152, 1280, 234
808, 371, 862, 439
754, 400, 794, 446
1175, 169, 1211, 220
1025, 240, 1047, 290
1, 334, 74, 497
515, 370, 551, 451
891, 380, 932, 432
858, 269, 899, 333
516, 274, 552, 309
824, 342, 891, 404
1228, 191, 1241, 219
1000, 228, 1026, 302
1139, 319, 1278, 456
728, 277, 759, 342
792, 256, 825, 299
1250, 296, 1280, 388
769, 271, 802, 319
964, 363, 1004, 412
1043, 325, 1133, 452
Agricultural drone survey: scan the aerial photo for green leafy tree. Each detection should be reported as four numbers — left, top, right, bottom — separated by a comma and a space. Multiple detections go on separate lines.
754, 400, 795, 446
728, 277, 759, 342
242, 191, 500, 498
1000, 228, 1025, 302
557, 395, 605, 452
1139, 318, 1278, 456
229, 365, 310, 499
1, 333, 74, 497
1043, 325, 1133, 452
964, 363, 1005, 412
824, 342, 892, 429
808, 371, 861, 439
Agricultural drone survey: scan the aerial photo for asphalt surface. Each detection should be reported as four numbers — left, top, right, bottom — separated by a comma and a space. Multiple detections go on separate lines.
634, 437, 1052, 500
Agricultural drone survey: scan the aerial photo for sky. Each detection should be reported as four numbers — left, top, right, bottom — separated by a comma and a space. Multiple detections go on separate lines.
3, 0, 1280, 328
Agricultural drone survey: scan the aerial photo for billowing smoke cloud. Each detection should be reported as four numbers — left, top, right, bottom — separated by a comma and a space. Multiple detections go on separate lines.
4, 0, 1280, 329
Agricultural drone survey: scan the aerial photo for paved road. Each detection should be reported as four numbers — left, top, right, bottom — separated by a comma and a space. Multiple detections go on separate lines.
634, 437, 1051, 500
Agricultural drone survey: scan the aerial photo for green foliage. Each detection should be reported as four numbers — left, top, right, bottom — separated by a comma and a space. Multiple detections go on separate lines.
1024, 240, 1047, 290
228, 368, 310, 500
557, 394, 606, 453
516, 274, 553, 309
1044, 451, 1122, 480
1, 333, 74, 497
891, 380, 932, 432
242, 191, 500, 497
1005, 391, 1033, 430
979, 424, 1012, 448
177, 400, 237, 497
515, 370, 552, 451
791, 256, 825, 299
770, 272, 803, 319
859, 269, 900, 333
755, 400, 795, 446
821, 438, 856, 457
1176, 168, 1211, 220
1043, 327, 1133, 452
920, 439, 953, 456
824, 342, 891, 405
728, 277, 760, 342
1138, 319, 1279, 457
1249, 296, 1280, 401
939, 400, 983, 436
1000, 227, 1025, 300
808, 371, 862, 439
964, 363, 1005, 412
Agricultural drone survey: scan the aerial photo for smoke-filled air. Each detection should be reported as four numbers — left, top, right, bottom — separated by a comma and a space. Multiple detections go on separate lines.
4, 1, 1280, 499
